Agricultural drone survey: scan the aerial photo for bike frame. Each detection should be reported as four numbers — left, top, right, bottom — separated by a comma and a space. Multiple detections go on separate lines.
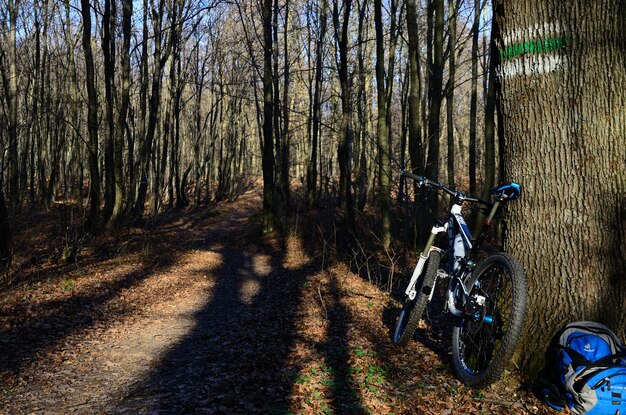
404, 191, 503, 320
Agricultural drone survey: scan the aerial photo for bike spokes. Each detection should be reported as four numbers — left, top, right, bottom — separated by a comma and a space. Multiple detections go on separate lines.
458, 264, 514, 375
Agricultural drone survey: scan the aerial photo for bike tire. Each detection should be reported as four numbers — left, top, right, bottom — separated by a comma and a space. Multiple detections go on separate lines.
451, 252, 526, 387
393, 251, 441, 347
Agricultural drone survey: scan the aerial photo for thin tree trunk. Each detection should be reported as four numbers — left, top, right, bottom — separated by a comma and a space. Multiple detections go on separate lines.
5, 0, 19, 210
354, 0, 369, 213
446, 0, 457, 188
80, 0, 101, 232
306, 0, 328, 209
333, 0, 355, 229
102, 0, 116, 222
261, 0, 275, 233
374, 0, 391, 249
271, 0, 284, 218
481, 15, 498, 200
406, 0, 423, 198
127, 0, 149, 215
109, 0, 132, 226
132, 0, 169, 221
281, 0, 291, 211
468, 0, 480, 195
0, 179, 12, 270
425, 0, 444, 212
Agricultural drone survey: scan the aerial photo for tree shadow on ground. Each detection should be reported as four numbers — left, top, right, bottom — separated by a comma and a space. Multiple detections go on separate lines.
109, 209, 367, 414
0, 252, 183, 376
311, 271, 367, 414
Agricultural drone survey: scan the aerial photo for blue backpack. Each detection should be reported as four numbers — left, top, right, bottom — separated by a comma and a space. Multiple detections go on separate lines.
538, 321, 626, 415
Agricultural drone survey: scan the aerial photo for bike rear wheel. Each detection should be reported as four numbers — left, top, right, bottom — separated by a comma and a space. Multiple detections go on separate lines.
393, 251, 441, 346
451, 253, 526, 387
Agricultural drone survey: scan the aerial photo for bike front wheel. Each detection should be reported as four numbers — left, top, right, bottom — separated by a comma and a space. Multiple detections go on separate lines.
393, 251, 441, 346
451, 253, 526, 387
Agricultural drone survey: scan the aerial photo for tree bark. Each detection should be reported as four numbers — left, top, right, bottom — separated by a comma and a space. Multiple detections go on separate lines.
495, 0, 626, 374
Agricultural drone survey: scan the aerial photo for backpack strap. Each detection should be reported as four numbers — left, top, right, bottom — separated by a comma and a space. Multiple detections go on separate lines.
557, 344, 594, 367
535, 376, 567, 410
571, 349, 626, 392
593, 349, 626, 367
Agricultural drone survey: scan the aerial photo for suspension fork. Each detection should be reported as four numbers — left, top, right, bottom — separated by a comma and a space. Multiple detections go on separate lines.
405, 223, 447, 300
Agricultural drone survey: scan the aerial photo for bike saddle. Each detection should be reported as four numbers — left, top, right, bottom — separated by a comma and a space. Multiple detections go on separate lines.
490, 182, 521, 200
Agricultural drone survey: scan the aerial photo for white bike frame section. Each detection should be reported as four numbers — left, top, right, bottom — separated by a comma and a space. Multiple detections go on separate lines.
405, 223, 448, 300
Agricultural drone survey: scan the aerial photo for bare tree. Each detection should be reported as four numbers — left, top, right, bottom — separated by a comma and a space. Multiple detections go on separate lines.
261, 0, 276, 233
306, 0, 328, 209
332, 0, 355, 229
468, 0, 480, 195
80, 0, 102, 231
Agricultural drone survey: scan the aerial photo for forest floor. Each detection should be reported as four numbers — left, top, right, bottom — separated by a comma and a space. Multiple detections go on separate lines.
0, 188, 556, 415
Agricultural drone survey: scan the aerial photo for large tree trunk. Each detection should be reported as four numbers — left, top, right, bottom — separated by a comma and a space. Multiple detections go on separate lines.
495, 0, 626, 374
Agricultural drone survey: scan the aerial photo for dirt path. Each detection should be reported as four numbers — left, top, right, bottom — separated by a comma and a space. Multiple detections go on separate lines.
0, 190, 550, 414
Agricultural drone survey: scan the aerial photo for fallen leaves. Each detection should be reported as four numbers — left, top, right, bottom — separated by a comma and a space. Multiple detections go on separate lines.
0, 189, 553, 415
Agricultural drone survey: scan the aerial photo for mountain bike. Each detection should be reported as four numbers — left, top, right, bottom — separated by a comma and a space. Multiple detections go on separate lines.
393, 171, 527, 387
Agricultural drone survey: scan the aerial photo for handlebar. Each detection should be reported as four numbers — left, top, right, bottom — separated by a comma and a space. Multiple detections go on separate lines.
401, 170, 491, 206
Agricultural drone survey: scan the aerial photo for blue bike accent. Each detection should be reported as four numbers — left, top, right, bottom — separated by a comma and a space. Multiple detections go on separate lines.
490, 182, 521, 200
473, 314, 493, 324
460, 222, 473, 241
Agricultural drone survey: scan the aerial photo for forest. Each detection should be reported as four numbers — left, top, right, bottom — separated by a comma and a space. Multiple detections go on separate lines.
0, 0, 624, 413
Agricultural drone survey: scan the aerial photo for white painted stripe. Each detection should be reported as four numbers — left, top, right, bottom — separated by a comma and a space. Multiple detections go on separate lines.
502, 21, 563, 47
498, 53, 567, 78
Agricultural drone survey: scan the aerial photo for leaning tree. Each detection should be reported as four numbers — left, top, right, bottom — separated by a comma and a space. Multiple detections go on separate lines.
494, 0, 626, 373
